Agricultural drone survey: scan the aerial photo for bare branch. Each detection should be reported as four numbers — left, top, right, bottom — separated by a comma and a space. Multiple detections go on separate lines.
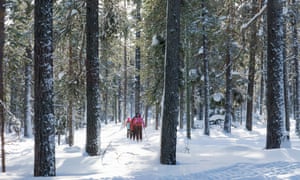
240, 4, 267, 33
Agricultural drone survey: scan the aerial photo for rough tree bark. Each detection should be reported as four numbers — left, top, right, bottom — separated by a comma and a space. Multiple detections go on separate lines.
34, 0, 56, 176
85, 0, 101, 156
266, 0, 289, 149
160, 0, 180, 165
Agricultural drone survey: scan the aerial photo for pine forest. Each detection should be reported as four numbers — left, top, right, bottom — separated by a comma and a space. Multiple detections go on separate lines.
0, 0, 300, 178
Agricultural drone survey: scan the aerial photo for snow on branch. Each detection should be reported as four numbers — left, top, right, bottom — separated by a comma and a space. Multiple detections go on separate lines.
240, 4, 267, 33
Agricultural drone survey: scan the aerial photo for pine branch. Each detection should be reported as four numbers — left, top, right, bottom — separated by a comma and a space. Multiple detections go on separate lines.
240, 4, 267, 33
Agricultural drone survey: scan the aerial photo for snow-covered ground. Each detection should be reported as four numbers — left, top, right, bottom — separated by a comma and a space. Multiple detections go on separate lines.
1, 119, 300, 180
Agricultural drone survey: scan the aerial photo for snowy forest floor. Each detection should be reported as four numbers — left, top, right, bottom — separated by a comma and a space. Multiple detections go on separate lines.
1, 119, 300, 180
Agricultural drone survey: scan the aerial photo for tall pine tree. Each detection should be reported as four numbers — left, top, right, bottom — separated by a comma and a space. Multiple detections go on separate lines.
85, 0, 101, 156
0, 0, 5, 173
160, 0, 180, 165
266, 0, 289, 149
34, 0, 56, 176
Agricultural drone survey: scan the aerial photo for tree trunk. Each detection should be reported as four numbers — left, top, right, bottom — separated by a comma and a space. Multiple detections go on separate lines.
24, 46, 33, 138
123, 33, 128, 122
191, 84, 195, 129
0, 0, 5, 173
185, 39, 191, 139
9, 78, 17, 133
118, 77, 121, 123
86, 0, 101, 156
259, 2, 267, 117
246, 0, 258, 131
67, 100, 74, 146
224, 42, 232, 134
122, 0, 128, 122
198, 87, 203, 121
259, 37, 266, 116
223, 1, 234, 134
67, 38, 74, 147
283, 2, 290, 132
202, 0, 210, 136
160, 0, 180, 165
155, 102, 159, 130
135, 0, 141, 115
179, 88, 184, 129
283, 50, 290, 132
34, 0, 56, 176
104, 57, 108, 125
144, 104, 149, 127
290, 0, 300, 135
266, 0, 289, 149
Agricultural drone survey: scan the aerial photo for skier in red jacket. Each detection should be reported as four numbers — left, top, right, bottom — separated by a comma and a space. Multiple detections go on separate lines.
130, 116, 136, 140
133, 113, 145, 141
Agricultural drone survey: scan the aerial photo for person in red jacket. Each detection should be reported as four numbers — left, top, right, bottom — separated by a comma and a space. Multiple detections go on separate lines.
130, 116, 136, 140
134, 113, 145, 141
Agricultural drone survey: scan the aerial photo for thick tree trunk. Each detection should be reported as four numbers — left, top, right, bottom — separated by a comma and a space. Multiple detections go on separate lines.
86, 0, 101, 156
266, 0, 289, 149
34, 0, 56, 176
160, 0, 180, 165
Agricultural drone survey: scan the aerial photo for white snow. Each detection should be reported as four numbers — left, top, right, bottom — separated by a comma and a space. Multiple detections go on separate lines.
71, 9, 78, 16
58, 72, 65, 80
212, 92, 224, 102
198, 46, 204, 55
1, 119, 300, 179
151, 35, 160, 46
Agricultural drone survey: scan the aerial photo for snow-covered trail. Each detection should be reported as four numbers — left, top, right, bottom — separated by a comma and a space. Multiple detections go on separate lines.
2, 120, 300, 179
55, 124, 160, 179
